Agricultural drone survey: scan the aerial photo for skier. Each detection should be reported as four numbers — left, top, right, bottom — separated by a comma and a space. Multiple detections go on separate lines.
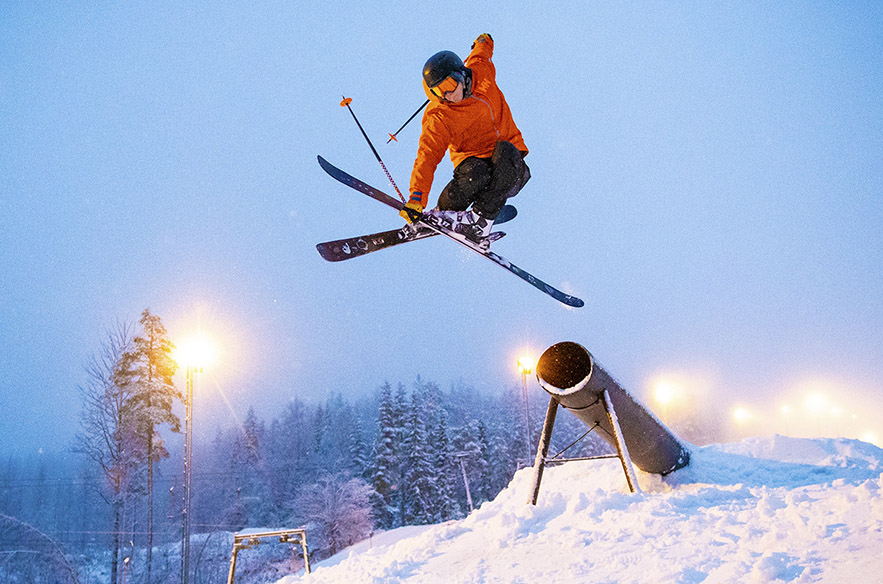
400, 34, 530, 247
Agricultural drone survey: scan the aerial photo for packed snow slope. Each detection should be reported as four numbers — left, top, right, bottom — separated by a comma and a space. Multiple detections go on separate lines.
277, 436, 883, 583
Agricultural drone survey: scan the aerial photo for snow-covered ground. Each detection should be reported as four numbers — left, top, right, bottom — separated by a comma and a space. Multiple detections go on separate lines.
274, 435, 883, 583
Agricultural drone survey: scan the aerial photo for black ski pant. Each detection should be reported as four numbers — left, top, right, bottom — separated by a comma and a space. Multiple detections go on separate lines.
437, 140, 530, 219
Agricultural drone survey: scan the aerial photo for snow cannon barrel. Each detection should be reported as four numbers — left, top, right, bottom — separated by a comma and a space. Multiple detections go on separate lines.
536, 342, 690, 475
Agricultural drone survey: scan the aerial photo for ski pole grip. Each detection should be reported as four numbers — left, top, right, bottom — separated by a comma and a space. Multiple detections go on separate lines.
403, 207, 422, 223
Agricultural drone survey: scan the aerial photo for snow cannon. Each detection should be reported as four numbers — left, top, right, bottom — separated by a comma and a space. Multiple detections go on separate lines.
535, 341, 690, 475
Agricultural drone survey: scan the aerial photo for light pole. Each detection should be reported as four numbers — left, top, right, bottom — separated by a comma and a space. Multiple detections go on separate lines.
451, 452, 474, 512
175, 335, 216, 584
181, 363, 196, 584
517, 355, 535, 467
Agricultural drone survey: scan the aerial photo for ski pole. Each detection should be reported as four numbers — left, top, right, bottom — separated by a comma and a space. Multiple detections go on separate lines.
387, 99, 429, 143
340, 96, 406, 203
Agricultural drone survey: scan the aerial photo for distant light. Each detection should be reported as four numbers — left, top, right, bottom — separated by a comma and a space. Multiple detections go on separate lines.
732, 407, 752, 423
780, 404, 792, 416
653, 381, 680, 406
804, 392, 828, 415
861, 431, 880, 447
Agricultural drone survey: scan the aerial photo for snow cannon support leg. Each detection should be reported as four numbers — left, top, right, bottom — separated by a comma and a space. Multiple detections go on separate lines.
527, 390, 641, 504
527, 396, 560, 505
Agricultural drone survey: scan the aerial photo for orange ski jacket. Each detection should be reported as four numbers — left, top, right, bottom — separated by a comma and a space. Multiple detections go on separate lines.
408, 36, 528, 206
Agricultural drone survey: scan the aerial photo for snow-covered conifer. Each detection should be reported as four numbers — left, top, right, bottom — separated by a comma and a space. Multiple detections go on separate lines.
432, 409, 462, 521
371, 382, 398, 529
118, 308, 179, 584
403, 390, 437, 524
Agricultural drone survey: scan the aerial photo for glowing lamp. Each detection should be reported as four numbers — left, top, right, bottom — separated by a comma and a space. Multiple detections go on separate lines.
804, 392, 828, 415
517, 355, 535, 375
652, 381, 679, 406
732, 407, 752, 423
174, 334, 218, 371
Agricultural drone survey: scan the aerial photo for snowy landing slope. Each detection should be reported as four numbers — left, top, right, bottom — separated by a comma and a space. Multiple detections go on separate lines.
277, 436, 883, 584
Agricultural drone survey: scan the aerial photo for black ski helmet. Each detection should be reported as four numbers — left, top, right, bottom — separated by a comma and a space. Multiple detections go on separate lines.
422, 50, 472, 102
423, 50, 465, 87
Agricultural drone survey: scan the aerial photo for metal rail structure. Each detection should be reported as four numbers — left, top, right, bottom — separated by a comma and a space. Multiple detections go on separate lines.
226, 528, 310, 584
528, 341, 691, 505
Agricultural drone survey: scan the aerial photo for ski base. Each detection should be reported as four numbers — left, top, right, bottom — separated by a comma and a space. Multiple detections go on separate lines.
316, 155, 584, 308
317, 205, 515, 262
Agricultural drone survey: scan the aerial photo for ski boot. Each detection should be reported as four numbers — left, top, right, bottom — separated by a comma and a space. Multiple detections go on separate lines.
454, 210, 494, 249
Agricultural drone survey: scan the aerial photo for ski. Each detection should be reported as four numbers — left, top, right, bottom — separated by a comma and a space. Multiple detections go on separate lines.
317, 205, 515, 262
318, 155, 406, 212
316, 155, 584, 308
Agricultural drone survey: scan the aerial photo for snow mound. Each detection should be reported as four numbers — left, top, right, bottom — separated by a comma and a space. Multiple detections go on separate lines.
276, 436, 883, 583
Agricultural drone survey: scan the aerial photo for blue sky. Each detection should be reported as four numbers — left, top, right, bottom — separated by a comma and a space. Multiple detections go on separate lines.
2, 2, 881, 455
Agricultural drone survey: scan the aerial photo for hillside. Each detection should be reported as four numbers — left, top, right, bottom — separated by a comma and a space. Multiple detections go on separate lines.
274, 436, 883, 583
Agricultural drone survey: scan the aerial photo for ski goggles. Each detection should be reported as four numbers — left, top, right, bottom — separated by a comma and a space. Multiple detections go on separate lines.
428, 73, 462, 100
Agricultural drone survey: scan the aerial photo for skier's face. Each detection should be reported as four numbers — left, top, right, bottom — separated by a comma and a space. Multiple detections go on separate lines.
441, 80, 465, 103
429, 73, 465, 103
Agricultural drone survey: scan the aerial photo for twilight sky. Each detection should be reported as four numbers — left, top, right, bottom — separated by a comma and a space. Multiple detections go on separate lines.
2, 2, 881, 455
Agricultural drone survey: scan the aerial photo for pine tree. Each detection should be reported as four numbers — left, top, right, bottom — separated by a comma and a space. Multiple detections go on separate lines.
450, 419, 485, 510
196, 428, 240, 530
391, 382, 409, 526
309, 402, 330, 471
475, 420, 493, 503
265, 399, 310, 514
230, 408, 271, 526
348, 412, 370, 481
324, 394, 358, 475
432, 410, 461, 521
484, 418, 518, 498
370, 382, 397, 529
415, 376, 443, 430
403, 391, 436, 525
119, 308, 180, 584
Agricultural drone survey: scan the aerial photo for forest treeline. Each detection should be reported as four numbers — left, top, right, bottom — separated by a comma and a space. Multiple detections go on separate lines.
0, 310, 610, 583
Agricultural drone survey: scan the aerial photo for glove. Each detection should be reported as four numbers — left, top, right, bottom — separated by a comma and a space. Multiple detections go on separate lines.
472, 33, 492, 49
400, 200, 424, 223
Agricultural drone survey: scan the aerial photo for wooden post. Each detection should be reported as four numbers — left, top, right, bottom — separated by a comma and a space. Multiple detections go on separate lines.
226, 544, 241, 584
227, 529, 310, 583
301, 531, 311, 574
